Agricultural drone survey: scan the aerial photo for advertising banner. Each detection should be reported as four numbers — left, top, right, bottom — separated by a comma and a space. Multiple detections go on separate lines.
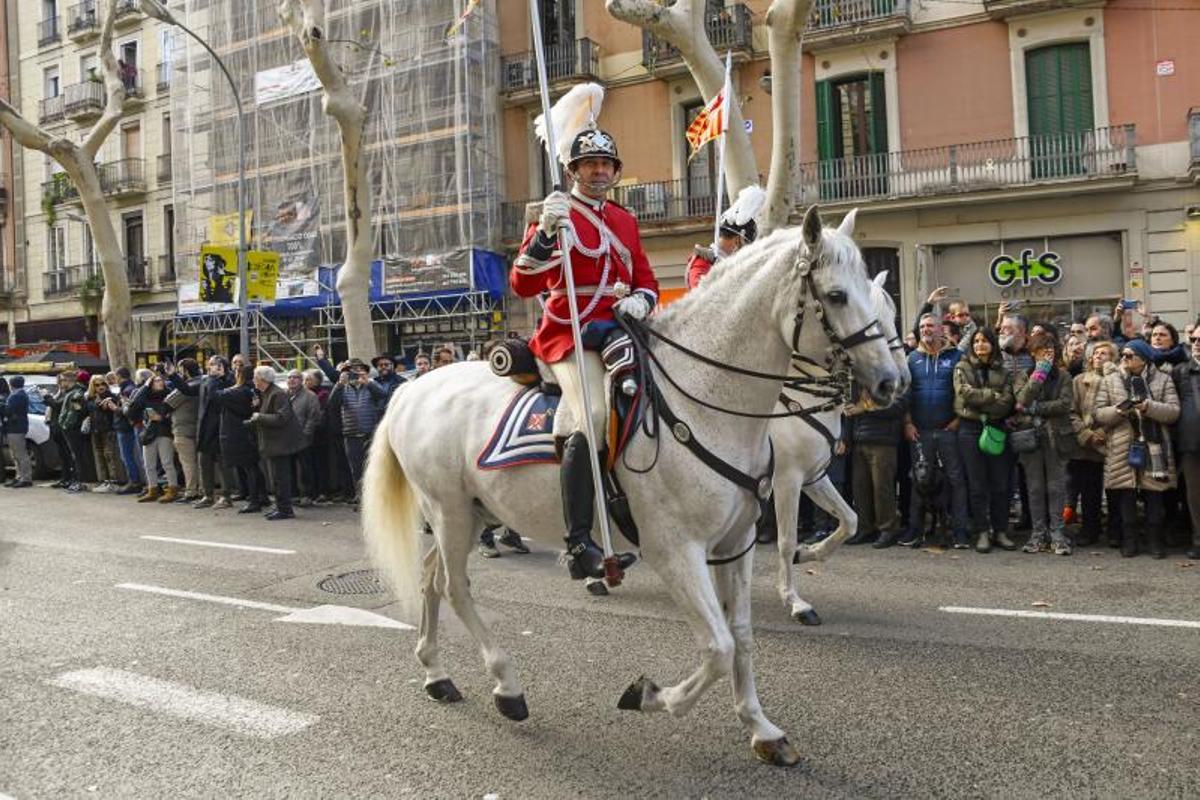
246, 250, 281, 304
255, 59, 320, 106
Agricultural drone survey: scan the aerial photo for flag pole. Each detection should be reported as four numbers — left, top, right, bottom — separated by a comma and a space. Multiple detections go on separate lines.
712, 51, 732, 247
528, 0, 621, 584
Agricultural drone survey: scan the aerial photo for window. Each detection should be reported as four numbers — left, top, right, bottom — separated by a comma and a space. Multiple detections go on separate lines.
1025, 43, 1093, 178
80, 54, 97, 82
815, 73, 888, 199
538, 0, 574, 48
48, 226, 66, 270
163, 205, 176, 282
44, 67, 60, 97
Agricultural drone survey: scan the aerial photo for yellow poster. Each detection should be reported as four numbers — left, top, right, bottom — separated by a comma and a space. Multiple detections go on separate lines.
198, 245, 238, 303
207, 211, 254, 247
246, 250, 281, 303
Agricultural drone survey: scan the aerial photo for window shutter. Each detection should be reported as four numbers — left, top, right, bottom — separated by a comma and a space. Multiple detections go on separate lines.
868, 71, 889, 154
815, 79, 835, 161
1026, 43, 1092, 137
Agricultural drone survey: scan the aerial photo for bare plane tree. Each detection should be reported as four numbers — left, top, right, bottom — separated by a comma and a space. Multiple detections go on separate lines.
279, 0, 375, 361
0, 0, 134, 366
603, 0, 812, 233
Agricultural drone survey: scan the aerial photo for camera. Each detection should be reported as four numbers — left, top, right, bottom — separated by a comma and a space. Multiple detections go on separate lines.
1129, 375, 1148, 404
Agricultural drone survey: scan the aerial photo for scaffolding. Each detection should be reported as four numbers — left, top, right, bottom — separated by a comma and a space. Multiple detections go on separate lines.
167, 0, 504, 358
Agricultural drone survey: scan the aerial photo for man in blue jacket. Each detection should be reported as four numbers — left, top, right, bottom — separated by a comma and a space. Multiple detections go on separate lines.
901, 313, 969, 548
4, 376, 33, 487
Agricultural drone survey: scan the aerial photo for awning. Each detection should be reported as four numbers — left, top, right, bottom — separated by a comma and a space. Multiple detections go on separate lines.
133, 301, 181, 322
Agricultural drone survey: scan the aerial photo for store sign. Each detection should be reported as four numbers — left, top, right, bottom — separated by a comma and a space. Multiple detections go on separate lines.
989, 249, 1062, 289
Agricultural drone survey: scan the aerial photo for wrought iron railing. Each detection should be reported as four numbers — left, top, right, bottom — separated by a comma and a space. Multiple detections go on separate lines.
501, 38, 600, 93
126, 256, 149, 289
38, 17, 61, 48
64, 79, 105, 118
43, 263, 99, 297
67, 1, 99, 37
157, 153, 173, 184
0, 269, 24, 297
643, 4, 752, 69
114, 0, 141, 22
796, 125, 1137, 204
157, 254, 176, 286
808, 0, 910, 31
156, 62, 172, 92
120, 67, 146, 99
99, 158, 147, 195
38, 95, 66, 125
41, 175, 79, 206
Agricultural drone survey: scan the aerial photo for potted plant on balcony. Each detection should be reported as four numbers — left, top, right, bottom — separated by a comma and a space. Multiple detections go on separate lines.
79, 271, 104, 335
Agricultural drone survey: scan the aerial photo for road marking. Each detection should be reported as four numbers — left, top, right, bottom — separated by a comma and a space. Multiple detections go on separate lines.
48, 667, 318, 739
939, 606, 1200, 630
116, 583, 415, 630
140, 535, 296, 555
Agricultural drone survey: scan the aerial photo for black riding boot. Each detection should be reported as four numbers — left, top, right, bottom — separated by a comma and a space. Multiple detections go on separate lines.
561, 432, 635, 580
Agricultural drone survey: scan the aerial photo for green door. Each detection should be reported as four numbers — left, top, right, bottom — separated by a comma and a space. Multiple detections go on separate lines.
814, 73, 888, 200
1026, 43, 1093, 178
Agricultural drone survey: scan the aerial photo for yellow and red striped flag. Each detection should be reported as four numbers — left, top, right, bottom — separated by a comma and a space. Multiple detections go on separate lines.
685, 89, 726, 159
445, 0, 481, 41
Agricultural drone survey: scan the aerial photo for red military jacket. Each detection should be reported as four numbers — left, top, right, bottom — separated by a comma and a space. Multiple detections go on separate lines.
512, 192, 659, 363
685, 245, 718, 290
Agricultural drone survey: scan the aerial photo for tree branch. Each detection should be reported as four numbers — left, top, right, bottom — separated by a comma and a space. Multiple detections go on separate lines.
762, 0, 811, 233
82, 0, 127, 159
0, 99, 55, 152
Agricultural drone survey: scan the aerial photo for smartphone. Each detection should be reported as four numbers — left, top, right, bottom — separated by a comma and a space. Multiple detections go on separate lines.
1117, 398, 1135, 412
1119, 299, 1139, 310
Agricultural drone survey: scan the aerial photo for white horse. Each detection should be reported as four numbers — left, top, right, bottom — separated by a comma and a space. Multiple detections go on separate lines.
770, 269, 910, 624
361, 206, 900, 766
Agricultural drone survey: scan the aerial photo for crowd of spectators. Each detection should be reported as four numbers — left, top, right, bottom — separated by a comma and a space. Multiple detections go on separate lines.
807, 295, 1200, 561
0, 343, 473, 524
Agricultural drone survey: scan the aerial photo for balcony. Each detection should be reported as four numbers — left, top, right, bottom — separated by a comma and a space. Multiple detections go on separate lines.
157, 153, 173, 184
157, 254, 176, 287
642, 4, 753, 74
41, 174, 80, 207
805, 0, 912, 49
43, 263, 100, 298
38, 17, 61, 48
114, 0, 142, 26
156, 62, 172, 93
67, 1, 99, 41
0, 269, 24, 300
983, 0, 1092, 18
795, 125, 1137, 207
38, 95, 65, 125
1189, 107, 1199, 183
120, 68, 146, 106
99, 158, 146, 197
501, 38, 599, 96
63, 79, 105, 121
125, 256, 150, 290
0, 176, 8, 216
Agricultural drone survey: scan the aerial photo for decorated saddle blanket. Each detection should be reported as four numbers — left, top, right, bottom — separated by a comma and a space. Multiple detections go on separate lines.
477, 386, 560, 470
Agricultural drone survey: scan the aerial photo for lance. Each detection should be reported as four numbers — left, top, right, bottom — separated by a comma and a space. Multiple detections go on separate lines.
528, 0, 622, 585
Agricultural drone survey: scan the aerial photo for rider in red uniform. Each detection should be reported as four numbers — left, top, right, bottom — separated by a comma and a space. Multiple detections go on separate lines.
511, 126, 658, 580
685, 186, 764, 290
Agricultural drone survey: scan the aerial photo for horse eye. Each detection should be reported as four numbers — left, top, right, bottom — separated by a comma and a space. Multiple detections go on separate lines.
826, 290, 848, 305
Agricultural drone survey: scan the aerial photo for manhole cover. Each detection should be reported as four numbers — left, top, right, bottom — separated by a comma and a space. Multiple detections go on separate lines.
318, 569, 385, 595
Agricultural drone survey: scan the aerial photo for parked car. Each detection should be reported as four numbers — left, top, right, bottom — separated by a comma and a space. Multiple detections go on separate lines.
1, 374, 63, 479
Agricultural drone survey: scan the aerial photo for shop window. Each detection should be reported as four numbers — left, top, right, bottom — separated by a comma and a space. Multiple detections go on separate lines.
1025, 43, 1093, 179
815, 73, 888, 200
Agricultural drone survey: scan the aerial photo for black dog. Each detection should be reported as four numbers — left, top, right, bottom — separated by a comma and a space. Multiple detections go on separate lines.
910, 441, 946, 546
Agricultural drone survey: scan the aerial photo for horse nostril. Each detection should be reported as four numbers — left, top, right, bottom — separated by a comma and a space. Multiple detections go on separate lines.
877, 378, 895, 399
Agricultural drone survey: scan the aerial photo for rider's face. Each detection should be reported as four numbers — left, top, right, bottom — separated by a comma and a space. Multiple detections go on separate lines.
572, 158, 616, 198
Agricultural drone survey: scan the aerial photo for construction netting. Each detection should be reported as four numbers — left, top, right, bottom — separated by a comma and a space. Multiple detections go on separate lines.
168, 0, 502, 314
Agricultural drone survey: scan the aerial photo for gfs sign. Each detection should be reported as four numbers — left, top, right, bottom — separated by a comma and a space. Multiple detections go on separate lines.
989, 249, 1063, 288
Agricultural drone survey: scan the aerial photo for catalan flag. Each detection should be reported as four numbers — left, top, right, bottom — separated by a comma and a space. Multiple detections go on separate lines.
685, 89, 726, 159
444, 0, 481, 41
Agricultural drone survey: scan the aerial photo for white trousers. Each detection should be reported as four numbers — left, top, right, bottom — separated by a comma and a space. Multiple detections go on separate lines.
549, 350, 607, 442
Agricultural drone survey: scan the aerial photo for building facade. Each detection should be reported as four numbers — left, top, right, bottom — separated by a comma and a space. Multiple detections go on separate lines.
8, 0, 177, 353
499, 0, 1200, 329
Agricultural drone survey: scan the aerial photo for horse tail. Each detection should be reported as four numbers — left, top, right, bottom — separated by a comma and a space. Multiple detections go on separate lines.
362, 405, 423, 623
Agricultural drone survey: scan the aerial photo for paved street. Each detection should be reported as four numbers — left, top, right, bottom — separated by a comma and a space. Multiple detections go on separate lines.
2, 487, 1198, 799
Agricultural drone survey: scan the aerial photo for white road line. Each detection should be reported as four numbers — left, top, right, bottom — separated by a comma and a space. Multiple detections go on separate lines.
939, 606, 1200, 630
48, 667, 318, 739
1, 792, 19, 800
116, 583, 299, 614
140, 535, 296, 555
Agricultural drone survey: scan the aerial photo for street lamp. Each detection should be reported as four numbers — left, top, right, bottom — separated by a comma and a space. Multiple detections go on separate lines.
140, 0, 249, 359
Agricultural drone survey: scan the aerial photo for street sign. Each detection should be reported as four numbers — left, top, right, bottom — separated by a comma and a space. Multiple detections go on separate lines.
1155, 59, 1175, 77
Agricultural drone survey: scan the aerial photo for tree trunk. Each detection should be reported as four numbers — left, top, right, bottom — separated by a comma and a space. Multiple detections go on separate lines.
281, 0, 375, 362
762, 0, 811, 234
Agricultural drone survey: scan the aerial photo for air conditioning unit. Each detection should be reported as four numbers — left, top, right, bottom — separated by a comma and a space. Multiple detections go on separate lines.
503, 61, 528, 91
624, 183, 667, 220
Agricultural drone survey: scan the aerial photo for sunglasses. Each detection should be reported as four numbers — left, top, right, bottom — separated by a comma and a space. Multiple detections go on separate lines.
1191, 337, 1200, 344
1120, 352, 1140, 360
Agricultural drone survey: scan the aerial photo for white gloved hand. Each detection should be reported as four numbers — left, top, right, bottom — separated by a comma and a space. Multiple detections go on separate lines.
538, 190, 571, 235
615, 293, 652, 321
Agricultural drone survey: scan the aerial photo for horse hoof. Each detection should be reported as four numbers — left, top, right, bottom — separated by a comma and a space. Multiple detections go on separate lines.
753, 736, 802, 767
617, 676, 658, 711
425, 679, 463, 703
586, 580, 609, 597
793, 608, 822, 626
494, 693, 529, 721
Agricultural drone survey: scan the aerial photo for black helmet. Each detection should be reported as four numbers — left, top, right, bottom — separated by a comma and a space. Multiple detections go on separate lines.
567, 128, 622, 170
719, 217, 758, 244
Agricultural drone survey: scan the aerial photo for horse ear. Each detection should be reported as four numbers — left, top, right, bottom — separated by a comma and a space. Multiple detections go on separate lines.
837, 208, 858, 238
873, 270, 888, 288
801, 205, 823, 251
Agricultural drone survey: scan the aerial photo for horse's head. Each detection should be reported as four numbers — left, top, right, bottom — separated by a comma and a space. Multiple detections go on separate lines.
786, 206, 900, 406
870, 269, 912, 401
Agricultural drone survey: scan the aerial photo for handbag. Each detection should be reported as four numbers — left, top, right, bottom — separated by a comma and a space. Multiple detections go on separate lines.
1009, 427, 1038, 454
977, 414, 1007, 456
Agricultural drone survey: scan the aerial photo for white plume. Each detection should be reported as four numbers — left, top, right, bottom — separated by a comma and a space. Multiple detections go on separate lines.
534, 82, 605, 168
722, 185, 766, 226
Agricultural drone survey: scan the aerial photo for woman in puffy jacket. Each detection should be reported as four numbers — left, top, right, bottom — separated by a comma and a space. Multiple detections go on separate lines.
84, 374, 120, 490
1012, 331, 1076, 555
953, 326, 1016, 553
1094, 338, 1180, 558
1068, 341, 1118, 547
126, 373, 179, 503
